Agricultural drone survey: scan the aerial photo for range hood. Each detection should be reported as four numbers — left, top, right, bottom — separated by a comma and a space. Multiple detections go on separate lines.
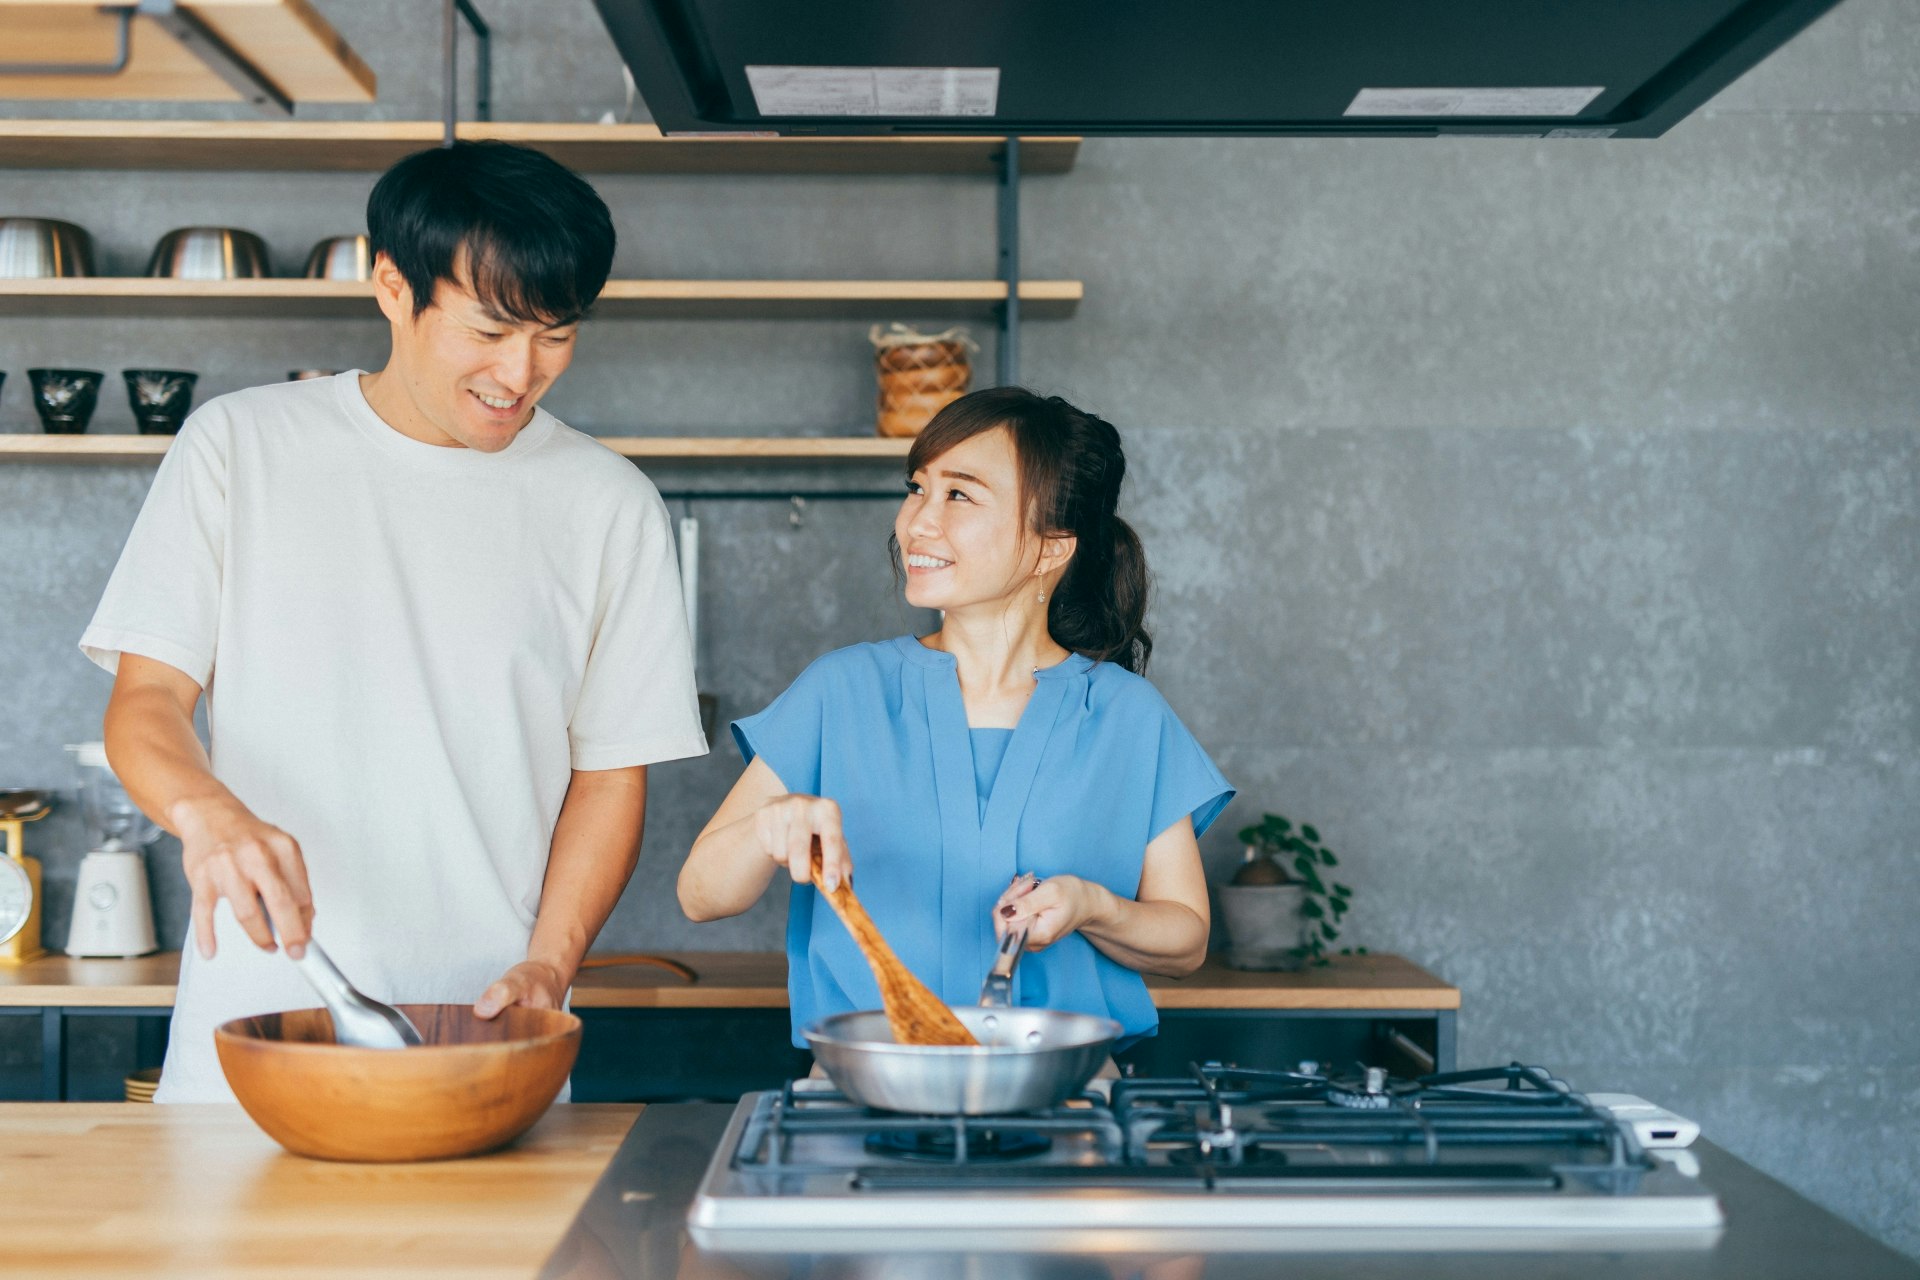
592, 0, 1841, 139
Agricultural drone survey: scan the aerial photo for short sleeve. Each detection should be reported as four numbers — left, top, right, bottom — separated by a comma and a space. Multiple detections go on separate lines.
78, 411, 229, 686
566, 487, 708, 770
1148, 701, 1235, 842
730, 659, 829, 795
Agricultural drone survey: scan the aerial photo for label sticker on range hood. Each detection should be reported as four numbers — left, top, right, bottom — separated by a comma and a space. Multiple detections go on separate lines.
1345, 86, 1605, 117
746, 66, 1000, 117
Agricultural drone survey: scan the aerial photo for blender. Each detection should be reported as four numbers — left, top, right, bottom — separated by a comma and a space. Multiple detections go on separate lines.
63, 743, 159, 958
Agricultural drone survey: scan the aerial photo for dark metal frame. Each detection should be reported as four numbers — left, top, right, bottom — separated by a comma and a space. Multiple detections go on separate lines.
441, 0, 494, 145
995, 138, 1021, 387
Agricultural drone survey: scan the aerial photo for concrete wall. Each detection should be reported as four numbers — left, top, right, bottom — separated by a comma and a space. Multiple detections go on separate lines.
2, 0, 1916, 1257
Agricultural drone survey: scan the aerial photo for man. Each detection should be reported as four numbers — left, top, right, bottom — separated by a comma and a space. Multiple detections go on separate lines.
81, 141, 705, 1102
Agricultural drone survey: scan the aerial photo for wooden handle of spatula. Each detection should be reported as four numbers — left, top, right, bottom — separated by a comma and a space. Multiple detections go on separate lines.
808, 838, 978, 1046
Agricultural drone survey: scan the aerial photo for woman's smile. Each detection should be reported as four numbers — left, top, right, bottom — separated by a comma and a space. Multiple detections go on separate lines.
905, 552, 954, 573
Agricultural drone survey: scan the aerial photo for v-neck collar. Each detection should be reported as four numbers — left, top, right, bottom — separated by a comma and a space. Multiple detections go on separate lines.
901, 635, 1092, 1003
891, 634, 1094, 682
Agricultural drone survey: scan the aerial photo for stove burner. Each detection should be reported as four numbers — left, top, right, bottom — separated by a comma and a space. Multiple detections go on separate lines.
863, 1127, 1054, 1163
1328, 1065, 1396, 1109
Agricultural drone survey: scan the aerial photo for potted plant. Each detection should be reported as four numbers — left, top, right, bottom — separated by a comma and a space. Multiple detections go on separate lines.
1217, 812, 1360, 970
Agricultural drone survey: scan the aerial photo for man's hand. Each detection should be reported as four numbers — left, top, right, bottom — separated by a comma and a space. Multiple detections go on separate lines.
474, 959, 569, 1019
170, 795, 314, 961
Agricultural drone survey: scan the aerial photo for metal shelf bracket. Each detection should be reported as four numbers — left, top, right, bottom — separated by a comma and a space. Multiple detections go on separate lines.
995, 137, 1023, 386
442, 0, 494, 145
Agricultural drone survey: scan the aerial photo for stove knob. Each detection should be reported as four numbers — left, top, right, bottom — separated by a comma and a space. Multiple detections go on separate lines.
1364, 1066, 1388, 1094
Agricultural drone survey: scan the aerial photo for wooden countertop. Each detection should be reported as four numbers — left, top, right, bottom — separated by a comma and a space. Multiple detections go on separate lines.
0, 1102, 637, 1278
0, 950, 1459, 1011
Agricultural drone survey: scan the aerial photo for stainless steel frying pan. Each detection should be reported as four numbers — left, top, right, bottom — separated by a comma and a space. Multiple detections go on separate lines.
805, 1005, 1120, 1115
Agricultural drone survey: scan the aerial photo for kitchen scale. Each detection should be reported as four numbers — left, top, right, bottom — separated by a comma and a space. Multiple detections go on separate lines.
0, 789, 52, 963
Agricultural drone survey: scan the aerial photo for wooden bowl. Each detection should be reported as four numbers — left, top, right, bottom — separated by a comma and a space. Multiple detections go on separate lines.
214, 1004, 580, 1162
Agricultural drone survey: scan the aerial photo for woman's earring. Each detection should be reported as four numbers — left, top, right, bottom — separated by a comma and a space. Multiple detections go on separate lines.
1037, 588, 1047, 603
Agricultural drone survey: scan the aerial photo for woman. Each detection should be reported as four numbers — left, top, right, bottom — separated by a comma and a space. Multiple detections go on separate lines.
679, 387, 1233, 1051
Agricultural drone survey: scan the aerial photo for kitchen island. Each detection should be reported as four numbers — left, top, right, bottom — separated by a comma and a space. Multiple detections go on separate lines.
7, 1098, 1915, 1279
0, 1102, 638, 1278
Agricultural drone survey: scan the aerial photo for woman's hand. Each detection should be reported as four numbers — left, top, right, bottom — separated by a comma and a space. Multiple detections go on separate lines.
755, 793, 851, 892
474, 959, 569, 1019
169, 794, 315, 961
995, 874, 1111, 951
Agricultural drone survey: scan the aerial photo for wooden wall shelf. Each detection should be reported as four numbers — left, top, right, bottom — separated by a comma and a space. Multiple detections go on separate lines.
0, 120, 1078, 174
0, 433, 913, 465
0, 277, 1081, 319
0, 2, 374, 106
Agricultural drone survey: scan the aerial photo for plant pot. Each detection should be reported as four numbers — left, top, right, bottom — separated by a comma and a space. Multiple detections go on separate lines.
1217, 883, 1307, 971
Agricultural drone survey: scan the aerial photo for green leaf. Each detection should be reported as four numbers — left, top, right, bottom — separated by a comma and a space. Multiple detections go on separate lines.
1329, 900, 1347, 917
1322, 850, 1339, 866
1270, 815, 1292, 833
1333, 883, 1353, 897
1319, 922, 1336, 940
1301, 824, 1320, 843
1236, 824, 1259, 844
1301, 899, 1324, 918
1292, 855, 1312, 875
1356, 946, 1370, 954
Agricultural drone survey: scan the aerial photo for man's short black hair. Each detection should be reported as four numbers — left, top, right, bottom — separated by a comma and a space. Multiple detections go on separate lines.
367, 141, 615, 327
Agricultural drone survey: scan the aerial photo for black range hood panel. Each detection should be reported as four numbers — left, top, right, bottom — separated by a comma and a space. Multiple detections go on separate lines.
592, 0, 1842, 139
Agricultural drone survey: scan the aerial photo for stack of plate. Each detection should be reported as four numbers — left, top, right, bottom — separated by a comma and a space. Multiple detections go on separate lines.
124, 1067, 161, 1103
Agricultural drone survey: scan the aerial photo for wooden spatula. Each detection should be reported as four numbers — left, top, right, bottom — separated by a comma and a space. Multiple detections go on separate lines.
810, 839, 978, 1046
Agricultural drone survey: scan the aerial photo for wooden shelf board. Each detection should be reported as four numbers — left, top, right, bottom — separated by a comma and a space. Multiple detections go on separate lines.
0, 277, 1080, 319
0, 951, 1460, 1011
0, 119, 1078, 173
0, 1, 374, 104
0, 432, 913, 464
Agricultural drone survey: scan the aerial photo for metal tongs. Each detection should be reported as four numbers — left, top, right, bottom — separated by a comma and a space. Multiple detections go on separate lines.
291, 939, 425, 1049
263, 897, 423, 1049
979, 873, 1037, 1008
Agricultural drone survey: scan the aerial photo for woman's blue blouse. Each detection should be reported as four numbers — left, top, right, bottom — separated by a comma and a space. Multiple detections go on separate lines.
732, 636, 1234, 1049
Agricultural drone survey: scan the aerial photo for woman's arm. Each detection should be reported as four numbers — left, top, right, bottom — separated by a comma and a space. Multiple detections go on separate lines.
678, 757, 853, 921
997, 817, 1211, 978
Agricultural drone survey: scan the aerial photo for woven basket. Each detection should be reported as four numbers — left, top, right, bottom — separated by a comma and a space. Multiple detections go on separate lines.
871, 324, 976, 437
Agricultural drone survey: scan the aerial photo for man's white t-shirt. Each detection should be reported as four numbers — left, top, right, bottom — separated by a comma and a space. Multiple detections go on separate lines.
80, 371, 707, 1102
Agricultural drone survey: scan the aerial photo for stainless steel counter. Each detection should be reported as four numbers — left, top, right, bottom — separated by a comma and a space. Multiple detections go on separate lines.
540, 1104, 1920, 1280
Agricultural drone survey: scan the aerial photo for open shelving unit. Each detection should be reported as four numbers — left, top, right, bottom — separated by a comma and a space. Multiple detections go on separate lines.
0, 119, 1080, 175
0, 277, 1081, 320
0, 114, 1076, 470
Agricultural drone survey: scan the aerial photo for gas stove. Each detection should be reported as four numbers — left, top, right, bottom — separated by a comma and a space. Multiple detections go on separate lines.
686, 1061, 1724, 1253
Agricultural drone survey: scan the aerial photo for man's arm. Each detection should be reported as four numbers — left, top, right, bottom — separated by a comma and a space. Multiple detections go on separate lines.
104, 653, 314, 958
473, 765, 648, 1018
